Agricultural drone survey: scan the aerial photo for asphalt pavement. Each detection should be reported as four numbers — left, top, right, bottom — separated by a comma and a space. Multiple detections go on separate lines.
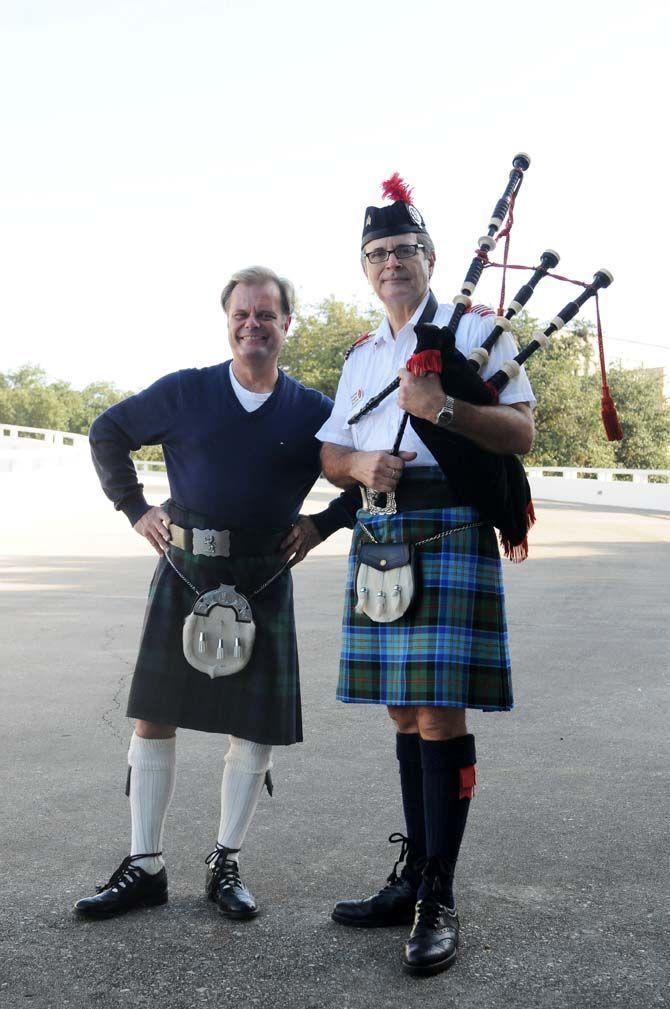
1, 492, 669, 1009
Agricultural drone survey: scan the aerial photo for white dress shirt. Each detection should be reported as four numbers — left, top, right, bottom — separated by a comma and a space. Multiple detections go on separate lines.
315, 292, 535, 466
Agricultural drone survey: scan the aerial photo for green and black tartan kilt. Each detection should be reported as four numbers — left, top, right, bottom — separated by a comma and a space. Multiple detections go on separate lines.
338, 496, 513, 712
126, 501, 301, 745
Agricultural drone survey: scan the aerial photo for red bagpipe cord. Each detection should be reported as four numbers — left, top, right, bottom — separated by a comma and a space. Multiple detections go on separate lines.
478, 258, 625, 439
594, 295, 624, 441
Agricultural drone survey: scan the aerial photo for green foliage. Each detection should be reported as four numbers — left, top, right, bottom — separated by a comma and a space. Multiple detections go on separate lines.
515, 312, 670, 470
280, 297, 383, 399
606, 365, 670, 469
2, 303, 669, 473
0, 365, 162, 462
516, 316, 617, 468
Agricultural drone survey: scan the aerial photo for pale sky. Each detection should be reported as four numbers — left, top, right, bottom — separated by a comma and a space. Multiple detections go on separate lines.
1, 0, 668, 391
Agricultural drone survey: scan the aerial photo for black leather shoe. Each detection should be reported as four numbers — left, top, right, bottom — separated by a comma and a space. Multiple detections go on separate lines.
331, 833, 419, 928
74, 854, 167, 918
205, 846, 258, 920
402, 898, 459, 975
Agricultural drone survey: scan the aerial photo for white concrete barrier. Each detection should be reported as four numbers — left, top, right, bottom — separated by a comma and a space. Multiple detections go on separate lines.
0, 424, 89, 472
2, 423, 669, 512
527, 467, 670, 512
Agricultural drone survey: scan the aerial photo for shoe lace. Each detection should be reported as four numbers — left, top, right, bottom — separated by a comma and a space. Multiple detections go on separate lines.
97, 852, 161, 893
205, 846, 242, 889
415, 854, 455, 907
414, 896, 445, 930
385, 832, 411, 885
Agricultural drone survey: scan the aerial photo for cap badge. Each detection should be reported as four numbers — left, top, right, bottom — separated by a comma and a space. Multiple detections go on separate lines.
408, 205, 423, 226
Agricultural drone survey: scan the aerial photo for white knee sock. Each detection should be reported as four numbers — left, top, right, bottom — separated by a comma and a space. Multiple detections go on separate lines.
128, 733, 176, 875
217, 736, 273, 862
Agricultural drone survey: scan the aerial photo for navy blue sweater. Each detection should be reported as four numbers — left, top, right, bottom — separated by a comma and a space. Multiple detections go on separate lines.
89, 362, 357, 537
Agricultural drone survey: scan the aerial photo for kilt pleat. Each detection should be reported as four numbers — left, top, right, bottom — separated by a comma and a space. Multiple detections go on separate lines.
338, 502, 513, 711
126, 502, 301, 744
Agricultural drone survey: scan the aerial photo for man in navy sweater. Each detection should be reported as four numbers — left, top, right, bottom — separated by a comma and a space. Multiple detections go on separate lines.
75, 266, 356, 920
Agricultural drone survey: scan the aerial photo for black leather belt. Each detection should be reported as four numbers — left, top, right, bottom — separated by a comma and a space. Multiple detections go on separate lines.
168, 522, 286, 558
361, 479, 461, 513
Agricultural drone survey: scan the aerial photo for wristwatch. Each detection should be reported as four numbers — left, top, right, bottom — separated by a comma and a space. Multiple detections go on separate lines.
434, 395, 455, 429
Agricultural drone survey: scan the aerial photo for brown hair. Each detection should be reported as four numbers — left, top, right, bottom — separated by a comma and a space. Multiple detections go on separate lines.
220, 266, 295, 316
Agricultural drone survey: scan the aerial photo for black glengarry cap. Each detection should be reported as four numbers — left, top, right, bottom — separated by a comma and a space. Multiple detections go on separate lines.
361, 174, 428, 249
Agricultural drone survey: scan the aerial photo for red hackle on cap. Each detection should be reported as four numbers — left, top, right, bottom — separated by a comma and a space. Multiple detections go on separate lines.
382, 173, 414, 205
406, 350, 442, 377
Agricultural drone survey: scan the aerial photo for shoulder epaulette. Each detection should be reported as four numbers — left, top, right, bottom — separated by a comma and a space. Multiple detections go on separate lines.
344, 331, 373, 360
466, 304, 495, 317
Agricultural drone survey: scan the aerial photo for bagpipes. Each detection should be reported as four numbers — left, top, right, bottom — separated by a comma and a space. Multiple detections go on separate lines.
349, 155, 621, 561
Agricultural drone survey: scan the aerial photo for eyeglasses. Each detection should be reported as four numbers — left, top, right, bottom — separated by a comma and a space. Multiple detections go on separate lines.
363, 243, 426, 265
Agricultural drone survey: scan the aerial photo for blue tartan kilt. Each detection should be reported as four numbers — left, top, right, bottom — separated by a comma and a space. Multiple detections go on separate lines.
338, 501, 513, 711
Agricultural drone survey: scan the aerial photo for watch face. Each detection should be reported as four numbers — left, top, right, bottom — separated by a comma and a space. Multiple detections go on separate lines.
436, 398, 454, 428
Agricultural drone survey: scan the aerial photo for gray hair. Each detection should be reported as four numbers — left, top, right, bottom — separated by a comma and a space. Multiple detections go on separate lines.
220, 266, 295, 316
360, 230, 436, 267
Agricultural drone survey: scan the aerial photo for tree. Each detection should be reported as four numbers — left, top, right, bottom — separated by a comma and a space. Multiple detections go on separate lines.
607, 365, 670, 470
66, 381, 134, 434
280, 297, 382, 399
0, 365, 163, 462
512, 315, 618, 468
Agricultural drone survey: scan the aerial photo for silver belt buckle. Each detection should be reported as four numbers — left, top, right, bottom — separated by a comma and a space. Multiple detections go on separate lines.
363, 488, 397, 517
192, 527, 231, 557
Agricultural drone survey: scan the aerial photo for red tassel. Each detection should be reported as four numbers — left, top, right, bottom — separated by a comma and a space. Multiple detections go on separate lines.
593, 294, 624, 443
459, 765, 477, 800
406, 349, 441, 377
527, 498, 536, 528
500, 534, 529, 563
381, 173, 414, 205
500, 499, 536, 564
601, 383, 624, 441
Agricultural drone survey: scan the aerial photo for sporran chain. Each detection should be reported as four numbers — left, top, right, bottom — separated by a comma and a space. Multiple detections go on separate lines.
358, 519, 483, 549
163, 546, 290, 600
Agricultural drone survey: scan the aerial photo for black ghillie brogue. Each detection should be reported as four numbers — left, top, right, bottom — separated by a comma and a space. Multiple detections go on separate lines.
73, 853, 167, 918
331, 833, 420, 928
205, 846, 258, 920
402, 856, 459, 975
402, 898, 459, 975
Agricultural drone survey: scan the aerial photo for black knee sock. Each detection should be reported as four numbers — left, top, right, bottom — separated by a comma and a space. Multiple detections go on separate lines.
395, 732, 426, 880
418, 734, 477, 908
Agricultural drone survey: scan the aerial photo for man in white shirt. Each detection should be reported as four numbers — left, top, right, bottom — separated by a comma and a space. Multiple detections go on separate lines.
317, 179, 535, 975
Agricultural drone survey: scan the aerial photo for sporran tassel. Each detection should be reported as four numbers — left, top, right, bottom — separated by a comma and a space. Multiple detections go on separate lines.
216, 639, 224, 660
198, 631, 206, 654
233, 637, 242, 659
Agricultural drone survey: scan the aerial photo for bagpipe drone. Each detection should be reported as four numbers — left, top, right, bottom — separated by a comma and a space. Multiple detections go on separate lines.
350, 156, 622, 561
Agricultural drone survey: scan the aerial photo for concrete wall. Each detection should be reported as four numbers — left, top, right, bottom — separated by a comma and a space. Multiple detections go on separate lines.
527, 467, 670, 512
2, 424, 669, 512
